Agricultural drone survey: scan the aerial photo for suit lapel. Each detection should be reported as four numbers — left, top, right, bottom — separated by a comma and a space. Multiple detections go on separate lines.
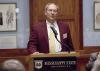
41, 21, 49, 48
57, 22, 63, 42
57, 21, 66, 51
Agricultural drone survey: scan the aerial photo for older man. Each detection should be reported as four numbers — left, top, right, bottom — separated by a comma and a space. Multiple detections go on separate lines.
27, 3, 74, 54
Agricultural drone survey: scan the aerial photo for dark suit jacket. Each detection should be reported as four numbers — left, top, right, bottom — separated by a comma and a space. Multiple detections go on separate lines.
27, 21, 74, 54
86, 52, 99, 71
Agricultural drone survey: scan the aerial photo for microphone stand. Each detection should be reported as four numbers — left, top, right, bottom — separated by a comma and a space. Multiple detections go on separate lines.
50, 26, 71, 53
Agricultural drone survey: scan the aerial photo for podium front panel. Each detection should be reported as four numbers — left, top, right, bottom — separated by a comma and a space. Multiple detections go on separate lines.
31, 56, 77, 71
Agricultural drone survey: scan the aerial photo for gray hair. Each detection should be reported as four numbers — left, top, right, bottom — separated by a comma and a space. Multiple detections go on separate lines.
45, 3, 59, 11
1, 59, 25, 71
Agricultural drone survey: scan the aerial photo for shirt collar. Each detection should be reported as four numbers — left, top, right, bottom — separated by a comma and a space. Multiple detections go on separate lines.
46, 20, 57, 28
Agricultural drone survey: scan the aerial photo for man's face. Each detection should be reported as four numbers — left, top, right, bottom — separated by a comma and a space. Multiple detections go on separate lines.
45, 4, 58, 22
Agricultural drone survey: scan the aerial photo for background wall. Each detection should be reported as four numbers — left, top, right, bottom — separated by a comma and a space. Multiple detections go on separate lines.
1, 0, 100, 48
0, 0, 29, 48
83, 0, 100, 46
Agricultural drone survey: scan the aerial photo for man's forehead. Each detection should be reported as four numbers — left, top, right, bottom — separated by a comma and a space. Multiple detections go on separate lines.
47, 4, 58, 9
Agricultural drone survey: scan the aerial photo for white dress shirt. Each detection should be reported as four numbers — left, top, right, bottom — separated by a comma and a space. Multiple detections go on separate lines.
46, 20, 62, 52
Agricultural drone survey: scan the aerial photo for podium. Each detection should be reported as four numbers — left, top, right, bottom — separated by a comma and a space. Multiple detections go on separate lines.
29, 52, 80, 71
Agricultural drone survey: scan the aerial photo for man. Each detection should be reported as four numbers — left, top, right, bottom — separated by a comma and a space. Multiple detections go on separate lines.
27, 3, 74, 54
85, 52, 100, 71
91, 52, 100, 71
86, 52, 99, 71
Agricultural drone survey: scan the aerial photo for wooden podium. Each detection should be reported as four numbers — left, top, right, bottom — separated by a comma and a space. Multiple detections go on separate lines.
29, 52, 80, 71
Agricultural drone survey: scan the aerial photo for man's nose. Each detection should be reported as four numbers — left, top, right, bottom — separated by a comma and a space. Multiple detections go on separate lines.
51, 11, 55, 14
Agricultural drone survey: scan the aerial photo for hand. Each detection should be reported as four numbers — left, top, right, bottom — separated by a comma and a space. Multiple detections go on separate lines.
33, 52, 40, 54
30, 52, 45, 56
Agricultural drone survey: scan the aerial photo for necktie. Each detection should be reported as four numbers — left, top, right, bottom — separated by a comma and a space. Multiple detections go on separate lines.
49, 28, 56, 53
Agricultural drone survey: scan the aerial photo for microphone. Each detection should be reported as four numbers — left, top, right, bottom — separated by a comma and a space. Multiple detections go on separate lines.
50, 26, 71, 53
50, 26, 58, 38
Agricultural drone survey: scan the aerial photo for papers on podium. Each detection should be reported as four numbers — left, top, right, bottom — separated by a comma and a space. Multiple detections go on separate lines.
30, 51, 80, 58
